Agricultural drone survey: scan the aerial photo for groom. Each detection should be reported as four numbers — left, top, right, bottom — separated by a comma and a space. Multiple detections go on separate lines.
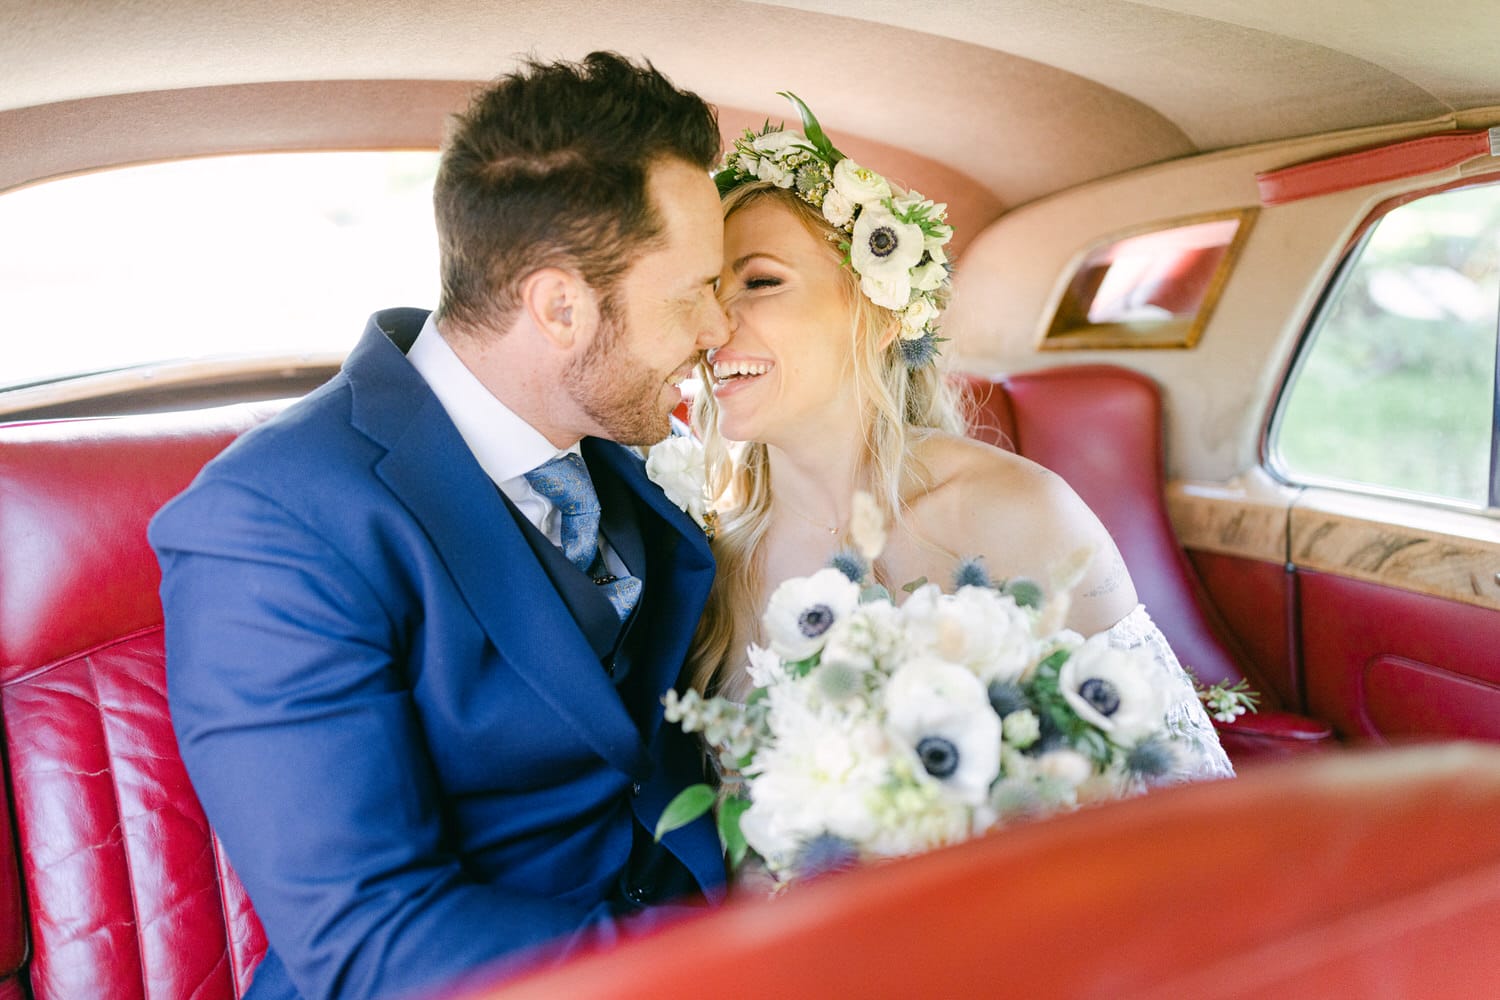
151, 53, 729, 1000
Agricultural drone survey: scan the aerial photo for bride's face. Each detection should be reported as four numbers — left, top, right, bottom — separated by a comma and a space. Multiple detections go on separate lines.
711, 198, 857, 444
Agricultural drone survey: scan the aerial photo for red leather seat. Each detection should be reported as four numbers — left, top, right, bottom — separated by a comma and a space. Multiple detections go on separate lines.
956, 366, 1331, 758
0, 403, 279, 999
468, 743, 1500, 1000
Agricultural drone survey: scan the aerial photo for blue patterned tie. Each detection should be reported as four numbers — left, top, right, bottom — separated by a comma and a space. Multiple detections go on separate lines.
523, 453, 642, 623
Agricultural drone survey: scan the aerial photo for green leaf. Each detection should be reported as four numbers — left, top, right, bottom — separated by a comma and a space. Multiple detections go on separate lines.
778, 91, 844, 162
654, 784, 716, 842
900, 576, 929, 593
717, 795, 752, 869
788, 654, 820, 678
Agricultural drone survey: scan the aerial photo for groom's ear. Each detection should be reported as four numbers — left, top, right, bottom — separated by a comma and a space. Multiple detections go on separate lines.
521, 267, 597, 351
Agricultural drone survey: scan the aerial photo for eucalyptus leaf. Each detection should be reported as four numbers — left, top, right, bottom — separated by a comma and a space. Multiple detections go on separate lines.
654, 783, 716, 842
900, 576, 929, 593
860, 583, 892, 603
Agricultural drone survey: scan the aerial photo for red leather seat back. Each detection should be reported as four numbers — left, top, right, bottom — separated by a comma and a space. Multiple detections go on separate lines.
0, 404, 278, 999
956, 366, 1253, 693
474, 744, 1500, 1000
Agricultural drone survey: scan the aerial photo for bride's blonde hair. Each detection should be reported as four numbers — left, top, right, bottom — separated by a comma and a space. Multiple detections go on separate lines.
687, 181, 967, 694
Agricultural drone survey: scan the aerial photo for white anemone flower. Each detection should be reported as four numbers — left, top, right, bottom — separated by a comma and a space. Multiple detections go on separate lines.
901, 584, 1038, 685
762, 568, 863, 662
883, 656, 1001, 806
831, 157, 892, 204
852, 205, 925, 309
1058, 634, 1167, 742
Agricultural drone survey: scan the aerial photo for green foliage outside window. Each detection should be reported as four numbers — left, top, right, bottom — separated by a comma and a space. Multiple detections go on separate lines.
1276, 183, 1500, 506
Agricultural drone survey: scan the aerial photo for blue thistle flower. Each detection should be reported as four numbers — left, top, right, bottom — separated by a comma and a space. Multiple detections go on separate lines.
952, 555, 993, 590
793, 833, 861, 880
1125, 736, 1178, 779
899, 330, 942, 368
987, 680, 1029, 718
829, 548, 869, 583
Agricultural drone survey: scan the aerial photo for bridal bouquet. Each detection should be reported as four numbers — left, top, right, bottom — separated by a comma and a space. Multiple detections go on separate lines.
658, 500, 1196, 887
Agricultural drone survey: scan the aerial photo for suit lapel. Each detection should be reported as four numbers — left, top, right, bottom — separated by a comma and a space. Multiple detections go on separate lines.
583, 438, 714, 744
348, 313, 650, 778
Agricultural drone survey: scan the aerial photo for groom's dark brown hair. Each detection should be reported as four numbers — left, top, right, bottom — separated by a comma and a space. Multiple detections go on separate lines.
433, 51, 721, 336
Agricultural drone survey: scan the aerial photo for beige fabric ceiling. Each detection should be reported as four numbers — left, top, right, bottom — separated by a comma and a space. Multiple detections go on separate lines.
3, 0, 1498, 211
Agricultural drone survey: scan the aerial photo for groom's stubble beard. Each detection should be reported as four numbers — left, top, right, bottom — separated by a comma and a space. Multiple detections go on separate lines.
565, 291, 677, 446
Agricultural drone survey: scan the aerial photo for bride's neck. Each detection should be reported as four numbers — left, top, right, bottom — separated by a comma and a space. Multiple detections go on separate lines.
765, 434, 865, 533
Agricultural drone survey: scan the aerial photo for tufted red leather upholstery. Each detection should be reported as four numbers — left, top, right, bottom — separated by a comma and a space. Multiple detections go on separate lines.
0, 403, 282, 999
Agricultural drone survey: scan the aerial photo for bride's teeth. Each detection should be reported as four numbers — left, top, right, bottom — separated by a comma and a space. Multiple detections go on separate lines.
713, 360, 770, 380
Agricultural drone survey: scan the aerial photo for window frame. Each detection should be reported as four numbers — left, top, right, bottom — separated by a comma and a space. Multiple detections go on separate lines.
1264, 172, 1500, 515
1040, 207, 1258, 351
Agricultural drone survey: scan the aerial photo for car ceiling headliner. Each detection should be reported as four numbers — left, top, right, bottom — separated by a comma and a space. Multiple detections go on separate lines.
3, 0, 1497, 211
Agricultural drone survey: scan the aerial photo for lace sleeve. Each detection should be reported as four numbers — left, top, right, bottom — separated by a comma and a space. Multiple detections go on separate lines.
1107, 604, 1236, 782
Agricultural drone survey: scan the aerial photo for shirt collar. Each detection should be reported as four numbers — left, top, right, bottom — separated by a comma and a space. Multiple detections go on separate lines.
406, 312, 576, 486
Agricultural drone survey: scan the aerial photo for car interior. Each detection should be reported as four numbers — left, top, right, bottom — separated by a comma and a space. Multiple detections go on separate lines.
4, 2, 1500, 997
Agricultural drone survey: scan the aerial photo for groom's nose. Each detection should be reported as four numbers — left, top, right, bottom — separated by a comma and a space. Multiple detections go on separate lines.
696, 298, 730, 350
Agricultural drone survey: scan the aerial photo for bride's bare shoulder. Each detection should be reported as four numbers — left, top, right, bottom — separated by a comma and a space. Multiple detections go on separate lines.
910, 431, 1070, 515
907, 431, 1137, 632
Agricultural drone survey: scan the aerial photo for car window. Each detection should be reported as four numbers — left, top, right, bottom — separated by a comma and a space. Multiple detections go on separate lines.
0, 151, 440, 394
1272, 182, 1500, 508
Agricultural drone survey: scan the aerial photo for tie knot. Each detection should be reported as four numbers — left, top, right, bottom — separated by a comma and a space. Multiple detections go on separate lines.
523, 453, 599, 516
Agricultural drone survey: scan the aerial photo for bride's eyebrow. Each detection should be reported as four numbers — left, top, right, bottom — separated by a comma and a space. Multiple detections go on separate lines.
731, 251, 791, 273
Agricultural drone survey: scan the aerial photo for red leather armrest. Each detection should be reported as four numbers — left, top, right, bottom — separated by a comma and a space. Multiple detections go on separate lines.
1215, 710, 1335, 761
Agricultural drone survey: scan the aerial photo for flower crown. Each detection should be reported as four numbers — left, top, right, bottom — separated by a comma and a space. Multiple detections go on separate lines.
713, 93, 954, 368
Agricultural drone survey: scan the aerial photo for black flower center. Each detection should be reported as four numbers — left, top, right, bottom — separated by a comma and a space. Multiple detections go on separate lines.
1079, 678, 1121, 717
916, 736, 960, 778
868, 225, 898, 258
798, 604, 835, 638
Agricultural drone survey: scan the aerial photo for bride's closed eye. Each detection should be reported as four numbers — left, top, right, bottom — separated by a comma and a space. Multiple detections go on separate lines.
745, 276, 782, 290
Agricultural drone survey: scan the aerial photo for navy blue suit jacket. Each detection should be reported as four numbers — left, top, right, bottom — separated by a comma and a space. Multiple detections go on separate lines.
150, 308, 725, 1000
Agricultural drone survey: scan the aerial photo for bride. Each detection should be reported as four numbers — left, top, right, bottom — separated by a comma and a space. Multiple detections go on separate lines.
686, 97, 1232, 781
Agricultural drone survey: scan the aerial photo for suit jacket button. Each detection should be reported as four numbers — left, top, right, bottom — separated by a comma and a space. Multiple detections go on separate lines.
631, 781, 642, 795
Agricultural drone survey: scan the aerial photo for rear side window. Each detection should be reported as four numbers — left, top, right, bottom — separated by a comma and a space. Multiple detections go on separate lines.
0, 151, 439, 394
1273, 182, 1500, 507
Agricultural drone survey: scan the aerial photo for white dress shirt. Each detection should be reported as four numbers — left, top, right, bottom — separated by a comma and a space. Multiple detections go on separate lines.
406, 313, 626, 573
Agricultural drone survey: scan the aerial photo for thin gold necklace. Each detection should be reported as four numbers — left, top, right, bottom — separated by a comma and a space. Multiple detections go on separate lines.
777, 498, 841, 536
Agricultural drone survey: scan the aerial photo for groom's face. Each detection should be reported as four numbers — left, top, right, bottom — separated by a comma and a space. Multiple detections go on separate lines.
564, 157, 728, 445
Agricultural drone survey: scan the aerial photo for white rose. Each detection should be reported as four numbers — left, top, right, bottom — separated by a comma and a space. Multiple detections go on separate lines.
752, 130, 815, 157
1058, 634, 1167, 742
832, 157, 892, 204
644, 436, 708, 527
821, 188, 855, 229
883, 657, 1001, 806
1035, 748, 1094, 788
911, 259, 947, 293
859, 272, 912, 312
901, 296, 939, 338
762, 568, 863, 662
756, 157, 792, 188
900, 584, 1037, 685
